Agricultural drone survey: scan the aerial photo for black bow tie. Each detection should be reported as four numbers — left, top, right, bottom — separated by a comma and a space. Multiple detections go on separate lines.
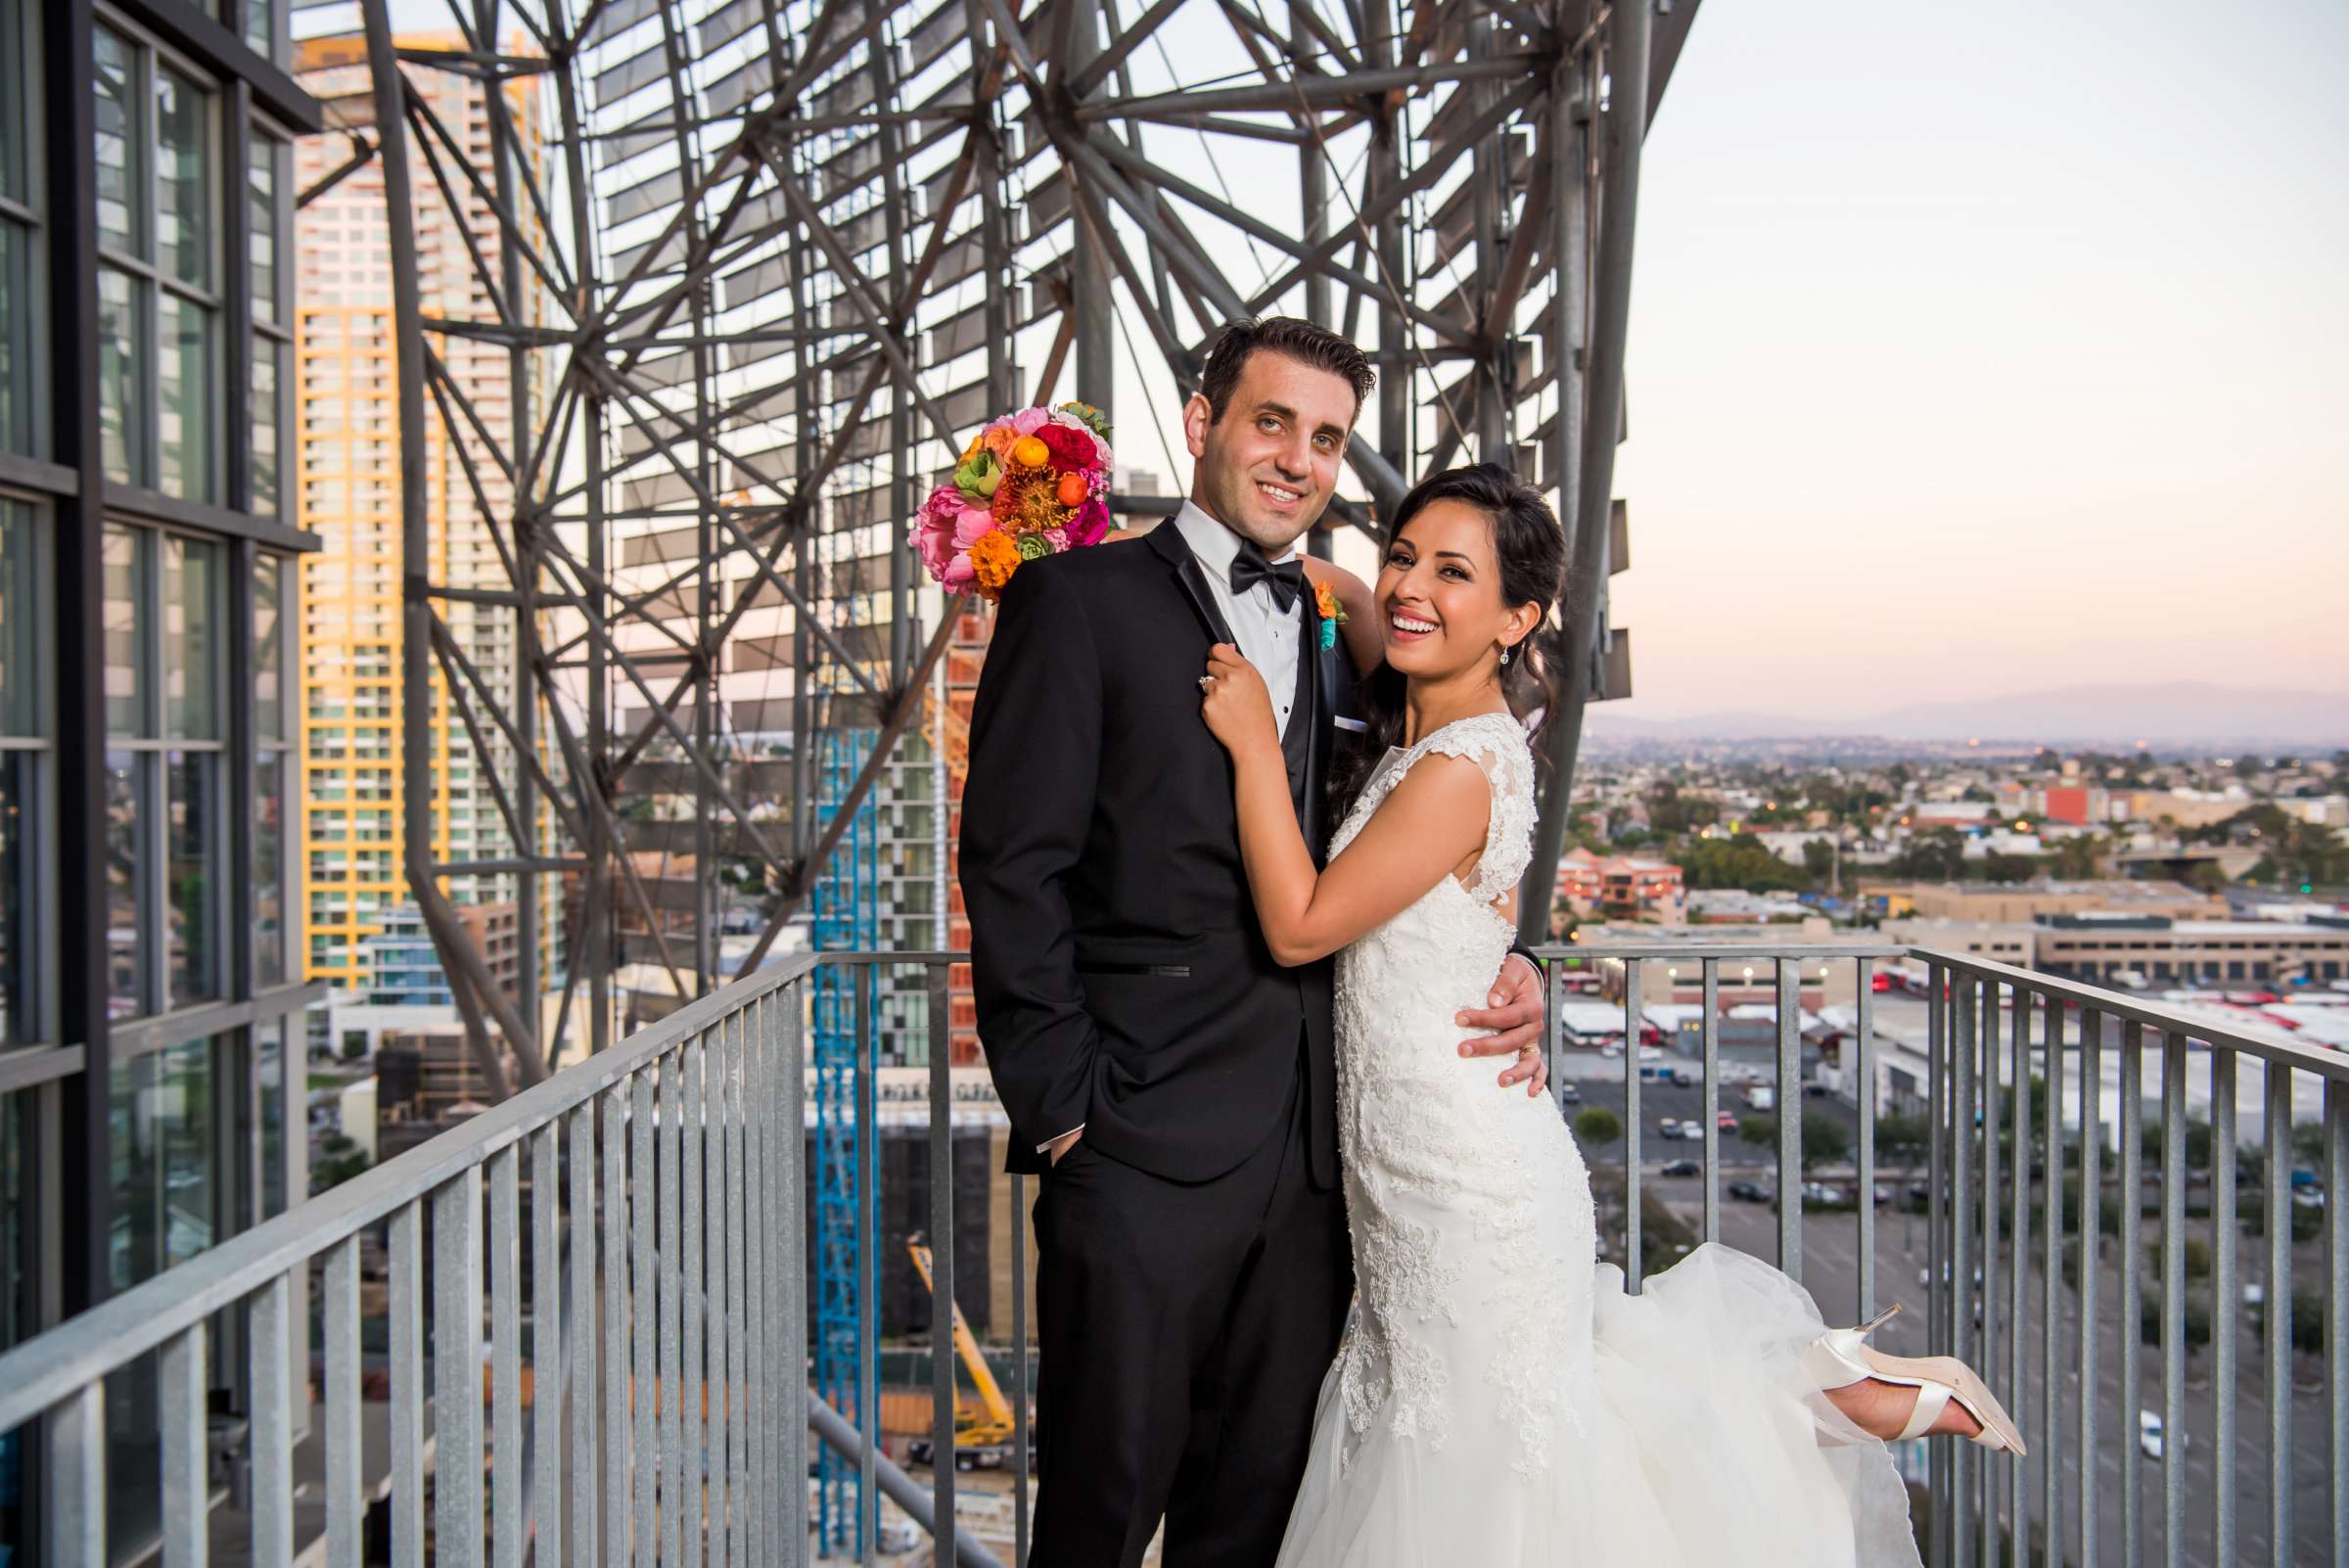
1229, 540, 1306, 614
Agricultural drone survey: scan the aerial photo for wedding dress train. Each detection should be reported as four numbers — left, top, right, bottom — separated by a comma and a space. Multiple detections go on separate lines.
1273, 713, 1922, 1568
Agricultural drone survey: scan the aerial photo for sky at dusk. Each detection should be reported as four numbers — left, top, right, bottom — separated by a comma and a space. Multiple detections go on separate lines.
1600, 0, 2348, 719
350, 0, 2349, 724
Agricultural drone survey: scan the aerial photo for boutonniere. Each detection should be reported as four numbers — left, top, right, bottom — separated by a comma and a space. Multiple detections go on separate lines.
1313, 579, 1346, 652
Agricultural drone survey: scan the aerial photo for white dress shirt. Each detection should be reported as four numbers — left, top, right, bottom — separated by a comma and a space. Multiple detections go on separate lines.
1174, 500, 1303, 740
1039, 504, 1309, 1154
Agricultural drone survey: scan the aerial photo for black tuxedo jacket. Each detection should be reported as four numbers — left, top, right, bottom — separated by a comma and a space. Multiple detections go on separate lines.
961, 523, 1360, 1187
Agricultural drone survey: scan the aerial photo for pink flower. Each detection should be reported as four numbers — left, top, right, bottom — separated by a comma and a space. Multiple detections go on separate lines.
911, 484, 961, 578
1065, 496, 1111, 547
951, 503, 996, 550
942, 552, 976, 591
1044, 528, 1071, 552
1011, 406, 1050, 437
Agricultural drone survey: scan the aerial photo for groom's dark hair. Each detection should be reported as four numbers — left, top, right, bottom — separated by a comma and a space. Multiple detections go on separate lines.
1197, 316, 1376, 424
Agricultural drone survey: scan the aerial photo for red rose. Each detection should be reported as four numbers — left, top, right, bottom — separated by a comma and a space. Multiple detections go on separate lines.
1036, 423, 1097, 473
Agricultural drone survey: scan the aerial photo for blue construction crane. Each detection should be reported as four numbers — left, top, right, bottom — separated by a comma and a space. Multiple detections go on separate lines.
810, 723, 879, 1556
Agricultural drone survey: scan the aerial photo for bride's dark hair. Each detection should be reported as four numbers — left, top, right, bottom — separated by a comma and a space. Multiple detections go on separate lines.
1327, 462, 1568, 822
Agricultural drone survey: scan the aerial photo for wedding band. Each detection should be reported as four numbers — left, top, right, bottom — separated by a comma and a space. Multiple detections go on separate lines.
1198, 674, 1214, 690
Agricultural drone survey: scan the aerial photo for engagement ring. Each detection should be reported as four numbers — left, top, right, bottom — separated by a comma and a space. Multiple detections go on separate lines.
1198, 674, 1214, 690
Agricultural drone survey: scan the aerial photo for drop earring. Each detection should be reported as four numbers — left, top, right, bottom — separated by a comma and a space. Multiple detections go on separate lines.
1498, 645, 1512, 668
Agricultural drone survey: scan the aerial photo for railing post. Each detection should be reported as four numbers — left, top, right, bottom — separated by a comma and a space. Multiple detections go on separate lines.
490, 1144, 525, 1568
161, 1323, 209, 1568
2117, 1021, 2142, 1567
1924, 962, 1947, 1567
326, 1234, 364, 1568
2211, 1042, 2237, 1567
2076, 1006, 2101, 1568
2266, 1059, 2293, 1568
2160, 1030, 2187, 1568
2041, 992, 2064, 1551
392, 1200, 426, 1568
1700, 958, 1720, 1247
929, 960, 960, 1563
1948, 975, 1974, 1568
1975, 978, 2002, 1568
45, 1384, 105, 1568
1853, 957, 1873, 1322
1774, 958, 1799, 1282
2328, 1077, 2349, 1568
1623, 957, 1643, 1289
436, 1169, 486, 1568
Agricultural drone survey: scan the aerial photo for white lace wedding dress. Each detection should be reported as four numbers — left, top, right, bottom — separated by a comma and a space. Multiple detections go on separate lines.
1273, 713, 1923, 1568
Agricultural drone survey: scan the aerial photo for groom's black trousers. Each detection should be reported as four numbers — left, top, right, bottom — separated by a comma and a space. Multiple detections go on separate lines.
1030, 1056, 1352, 1568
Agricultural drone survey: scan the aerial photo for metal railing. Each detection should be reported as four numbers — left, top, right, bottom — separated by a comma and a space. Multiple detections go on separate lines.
2, 953, 820, 1568
4, 943, 2343, 1568
1545, 942, 2349, 1568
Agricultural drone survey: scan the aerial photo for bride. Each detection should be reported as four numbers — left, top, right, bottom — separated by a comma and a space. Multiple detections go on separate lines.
1197, 462, 2019, 1567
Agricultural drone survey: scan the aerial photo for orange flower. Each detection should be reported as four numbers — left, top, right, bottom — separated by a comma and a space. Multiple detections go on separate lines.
1010, 435, 1051, 469
982, 427, 1021, 459
1313, 578, 1345, 623
992, 467, 1070, 534
969, 529, 1023, 598
1055, 471, 1090, 507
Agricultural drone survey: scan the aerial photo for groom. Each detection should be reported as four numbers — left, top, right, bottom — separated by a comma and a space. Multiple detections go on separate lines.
960, 316, 1550, 1567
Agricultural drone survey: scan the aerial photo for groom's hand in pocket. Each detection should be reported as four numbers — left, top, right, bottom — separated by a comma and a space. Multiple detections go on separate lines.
1457, 954, 1549, 1097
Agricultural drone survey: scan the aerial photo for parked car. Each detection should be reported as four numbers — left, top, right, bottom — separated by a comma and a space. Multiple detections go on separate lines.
2139, 1408, 2186, 1460
1556, 1083, 1583, 1105
1660, 1159, 1701, 1177
1801, 1180, 1847, 1207
1717, 1110, 1739, 1130
1727, 1179, 1772, 1203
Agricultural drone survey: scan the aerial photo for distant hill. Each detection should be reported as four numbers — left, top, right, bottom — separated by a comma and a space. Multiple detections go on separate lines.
1589, 683, 2348, 749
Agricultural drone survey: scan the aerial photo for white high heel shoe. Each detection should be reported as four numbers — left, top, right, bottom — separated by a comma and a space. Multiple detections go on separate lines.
1804, 1303, 2028, 1455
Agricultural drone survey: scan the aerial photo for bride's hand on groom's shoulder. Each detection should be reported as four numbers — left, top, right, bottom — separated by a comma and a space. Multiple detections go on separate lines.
1199, 644, 1277, 757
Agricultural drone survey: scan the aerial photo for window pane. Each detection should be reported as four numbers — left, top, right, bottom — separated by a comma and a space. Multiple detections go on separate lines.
163, 535, 219, 739
248, 137, 278, 324
0, 498, 31, 735
155, 68, 208, 289
166, 750, 219, 1008
108, 1037, 215, 1290
0, 220, 25, 455
97, 267, 143, 486
104, 525, 146, 735
158, 292, 212, 503
0, 0, 23, 205
253, 552, 282, 737
245, 0, 274, 60
255, 752, 285, 989
253, 335, 281, 517
259, 1020, 286, 1216
0, 751, 28, 1043
105, 751, 144, 1017
93, 26, 139, 256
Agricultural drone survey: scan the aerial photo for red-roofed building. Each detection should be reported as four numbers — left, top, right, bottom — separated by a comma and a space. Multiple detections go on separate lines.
1557, 848, 1687, 925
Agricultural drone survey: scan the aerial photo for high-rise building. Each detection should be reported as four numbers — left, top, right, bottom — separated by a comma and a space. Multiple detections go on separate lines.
290, 34, 554, 991
0, 2, 320, 1560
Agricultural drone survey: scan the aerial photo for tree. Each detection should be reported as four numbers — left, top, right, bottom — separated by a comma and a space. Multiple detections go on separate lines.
1802, 1117, 1852, 1171
1801, 838, 1837, 888
312, 1133, 371, 1195
1574, 1107, 1623, 1148
1736, 1115, 1776, 1152
1875, 1113, 1931, 1170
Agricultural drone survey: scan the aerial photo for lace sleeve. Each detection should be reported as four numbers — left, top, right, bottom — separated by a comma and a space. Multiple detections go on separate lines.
1419, 714, 1536, 907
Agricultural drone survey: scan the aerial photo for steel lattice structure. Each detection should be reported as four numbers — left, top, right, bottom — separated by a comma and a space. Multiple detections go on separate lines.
320, 0, 1699, 1084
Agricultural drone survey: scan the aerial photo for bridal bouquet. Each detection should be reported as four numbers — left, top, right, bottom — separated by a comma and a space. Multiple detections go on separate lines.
908, 401, 1117, 600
